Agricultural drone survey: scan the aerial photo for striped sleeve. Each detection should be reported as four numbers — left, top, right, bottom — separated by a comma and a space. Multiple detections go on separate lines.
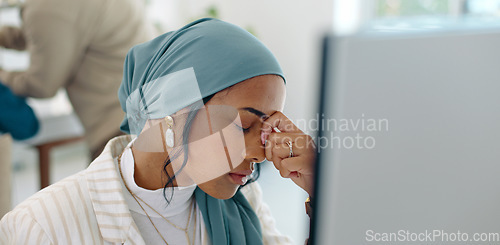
0, 173, 103, 245
240, 182, 294, 245
0, 209, 53, 244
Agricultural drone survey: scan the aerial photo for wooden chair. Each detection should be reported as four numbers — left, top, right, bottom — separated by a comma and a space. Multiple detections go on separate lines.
24, 113, 85, 189
35, 136, 84, 189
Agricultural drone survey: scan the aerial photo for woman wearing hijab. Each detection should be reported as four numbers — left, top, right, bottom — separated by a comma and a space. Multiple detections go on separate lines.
0, 18, 317, 244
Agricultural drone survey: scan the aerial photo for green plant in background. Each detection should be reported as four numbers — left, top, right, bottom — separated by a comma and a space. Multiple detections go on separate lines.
193, 5, 258, 37
189, 5, 219, 22
376, 0, 450, 17
206, 5, 219, 18
143, 2, 258, 37
244, 26, 257, 37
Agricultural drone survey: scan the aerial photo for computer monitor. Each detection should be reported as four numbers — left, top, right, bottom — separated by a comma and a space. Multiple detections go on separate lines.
312, 19, 500, 244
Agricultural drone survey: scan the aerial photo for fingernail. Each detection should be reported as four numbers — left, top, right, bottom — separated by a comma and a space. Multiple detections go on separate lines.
261, 131, 266, 145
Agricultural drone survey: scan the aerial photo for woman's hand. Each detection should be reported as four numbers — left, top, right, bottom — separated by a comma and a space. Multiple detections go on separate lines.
260, 111, 317, 197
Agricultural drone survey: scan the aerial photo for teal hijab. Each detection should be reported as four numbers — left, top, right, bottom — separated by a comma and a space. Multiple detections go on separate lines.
118, 18, 285, 135
195, 188, 263, 244
118, 18, 284, 244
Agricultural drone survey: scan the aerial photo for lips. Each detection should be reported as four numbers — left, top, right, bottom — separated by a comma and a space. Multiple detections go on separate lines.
229, 170, 253, 176
228, 170, 252, 185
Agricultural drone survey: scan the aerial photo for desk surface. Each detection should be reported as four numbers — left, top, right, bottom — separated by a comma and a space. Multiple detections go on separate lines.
21, 113, 84, 146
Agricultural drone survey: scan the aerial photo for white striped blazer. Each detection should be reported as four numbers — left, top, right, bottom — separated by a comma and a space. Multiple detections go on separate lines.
0, 135, 293, 244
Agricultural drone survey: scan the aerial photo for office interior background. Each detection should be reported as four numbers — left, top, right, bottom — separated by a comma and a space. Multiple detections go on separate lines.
1, 0, 499, 243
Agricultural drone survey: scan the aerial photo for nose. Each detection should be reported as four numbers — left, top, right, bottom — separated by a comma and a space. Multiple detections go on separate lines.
244, 131, 266, 163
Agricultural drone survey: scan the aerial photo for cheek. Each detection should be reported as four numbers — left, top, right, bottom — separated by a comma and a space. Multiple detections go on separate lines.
184, 133, 231, 184
184, 129, 247, 199
182, 115, 247, 186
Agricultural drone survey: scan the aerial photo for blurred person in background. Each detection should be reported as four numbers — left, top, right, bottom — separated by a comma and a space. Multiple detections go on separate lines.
0, 82, 39, 218
0, 0, 155, 159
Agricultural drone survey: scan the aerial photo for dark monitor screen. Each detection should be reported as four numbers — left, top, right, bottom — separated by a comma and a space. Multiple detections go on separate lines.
311, 19, 500, 245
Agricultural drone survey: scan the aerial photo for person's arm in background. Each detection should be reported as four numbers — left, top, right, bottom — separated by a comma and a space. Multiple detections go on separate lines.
0, 0, 85, 98
0, 26, 26, 51
0, 83, 39, 140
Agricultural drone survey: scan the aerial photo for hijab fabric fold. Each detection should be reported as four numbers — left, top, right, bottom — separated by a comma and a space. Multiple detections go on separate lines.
195, 187, 263, 245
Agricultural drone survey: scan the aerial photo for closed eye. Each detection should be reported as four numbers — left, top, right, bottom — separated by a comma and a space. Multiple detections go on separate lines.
233, 122, 251, 133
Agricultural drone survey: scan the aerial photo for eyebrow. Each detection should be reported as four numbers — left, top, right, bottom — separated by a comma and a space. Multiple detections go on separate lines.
238, 107, 269, 120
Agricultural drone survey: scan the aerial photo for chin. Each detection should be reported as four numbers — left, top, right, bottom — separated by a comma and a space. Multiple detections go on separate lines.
197, 175, 240, 200
207, 190, 238, 200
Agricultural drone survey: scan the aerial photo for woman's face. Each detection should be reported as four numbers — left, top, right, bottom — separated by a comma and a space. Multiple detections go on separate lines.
183, 74, 286, 199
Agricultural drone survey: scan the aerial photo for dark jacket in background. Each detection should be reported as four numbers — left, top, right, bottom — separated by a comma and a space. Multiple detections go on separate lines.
0, 82, 38, 140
